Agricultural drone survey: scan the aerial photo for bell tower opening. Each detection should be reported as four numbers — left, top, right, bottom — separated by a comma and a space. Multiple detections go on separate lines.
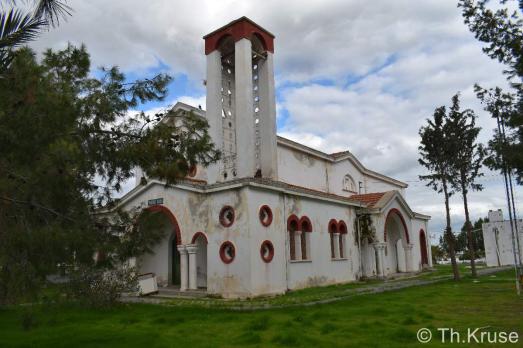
204, 17, 278, 183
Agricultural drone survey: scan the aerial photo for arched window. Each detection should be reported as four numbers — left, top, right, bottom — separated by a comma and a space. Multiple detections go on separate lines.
287, 215, 299, 261
299, 216, 312, 260
287, 215, 312, 261
343, 175, 357, 193
329, 219, 348, 259
328, 219, 338, 259
338, 221, 348, 258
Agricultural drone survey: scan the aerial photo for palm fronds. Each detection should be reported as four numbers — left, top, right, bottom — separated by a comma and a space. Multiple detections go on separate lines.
0, 8, 46, 49
0, 1, 71, 73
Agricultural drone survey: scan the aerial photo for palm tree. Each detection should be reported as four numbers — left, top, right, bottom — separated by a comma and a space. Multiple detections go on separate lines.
1, 0, 71, 70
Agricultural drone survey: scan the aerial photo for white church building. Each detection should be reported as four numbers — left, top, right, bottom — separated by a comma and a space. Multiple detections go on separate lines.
114, 17, 432, 298
482, 209, 523, 267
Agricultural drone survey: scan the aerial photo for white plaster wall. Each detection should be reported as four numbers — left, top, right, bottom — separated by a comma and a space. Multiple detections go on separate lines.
361, 240, 377, 277
365, 177, 405, 196
327, 160, 366, 195
245, 188, 287, 296
277, 146, 328, 191
283, 196, 358, 290
120, 183, 256, 297
482, 219, 523, 267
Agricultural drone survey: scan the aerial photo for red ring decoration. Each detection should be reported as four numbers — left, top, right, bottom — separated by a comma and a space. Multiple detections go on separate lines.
260, 240, 274, 263
219, 205, 235, 227
219, 241, 236, 264
259, 205, 273, 227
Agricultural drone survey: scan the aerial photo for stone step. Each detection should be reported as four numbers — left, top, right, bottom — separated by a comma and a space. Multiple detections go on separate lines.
152, 287, 209, 299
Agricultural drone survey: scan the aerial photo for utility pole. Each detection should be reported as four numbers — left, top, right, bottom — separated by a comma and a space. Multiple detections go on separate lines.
496, 114, 522, 295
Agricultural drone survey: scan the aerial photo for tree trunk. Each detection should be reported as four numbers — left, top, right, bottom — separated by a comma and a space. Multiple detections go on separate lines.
462, 181, 477, 277
443, 181, 460, 281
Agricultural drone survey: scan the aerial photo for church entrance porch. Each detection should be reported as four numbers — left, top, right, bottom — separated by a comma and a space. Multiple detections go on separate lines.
372, 208, 414, 278
136, 205, 182, 287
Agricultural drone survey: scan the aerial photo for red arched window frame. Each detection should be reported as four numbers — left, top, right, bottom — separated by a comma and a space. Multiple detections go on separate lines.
338, 220, 348, 258
287, 215, 300, 260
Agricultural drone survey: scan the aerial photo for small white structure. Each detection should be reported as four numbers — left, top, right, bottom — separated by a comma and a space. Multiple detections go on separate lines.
109, 17, 432, 298
137, 273, 158, 295
482, 209, 523, 267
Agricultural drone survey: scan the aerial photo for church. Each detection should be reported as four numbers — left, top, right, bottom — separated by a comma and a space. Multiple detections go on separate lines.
114, 17, 432, 298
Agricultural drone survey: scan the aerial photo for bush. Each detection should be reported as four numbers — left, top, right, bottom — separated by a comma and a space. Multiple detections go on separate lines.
66, 265, 137, 308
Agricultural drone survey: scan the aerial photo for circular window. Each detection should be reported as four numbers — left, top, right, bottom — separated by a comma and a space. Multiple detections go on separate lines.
259, 205, 273, 227
188, 164, 197, 177
219, 241, 236, 264
260, 240, 274, 263
219, 205, 235, 227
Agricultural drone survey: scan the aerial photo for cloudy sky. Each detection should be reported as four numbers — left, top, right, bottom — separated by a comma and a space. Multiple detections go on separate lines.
31, 0, 522, 242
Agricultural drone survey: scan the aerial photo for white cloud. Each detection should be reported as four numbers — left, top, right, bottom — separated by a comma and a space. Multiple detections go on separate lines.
30, 0, 523, 240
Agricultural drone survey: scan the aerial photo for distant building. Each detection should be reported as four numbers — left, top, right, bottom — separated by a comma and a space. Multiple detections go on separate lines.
482, 209, 523, 267
108, 17, 432, 298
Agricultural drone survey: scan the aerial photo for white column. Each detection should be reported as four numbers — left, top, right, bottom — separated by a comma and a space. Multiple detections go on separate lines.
404, 244, 414, 272
333, 233, 340, 259
234, 38, 256, 178
205, 50, 223, 184
258, 51, 278, 179
373, 242, 386, 278
295, 231, 302, 260
186, 244, 198, 290
177, 245, 188, 291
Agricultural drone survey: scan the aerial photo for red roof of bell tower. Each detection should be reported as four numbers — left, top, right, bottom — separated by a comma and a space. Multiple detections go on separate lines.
203, 16, 275, 55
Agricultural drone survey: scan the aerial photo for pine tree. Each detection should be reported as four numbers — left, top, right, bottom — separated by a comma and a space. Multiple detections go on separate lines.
459, 0, 523, 183
0, 45, 220, 304
419, 106, 461, 280
447, 93, 486, 277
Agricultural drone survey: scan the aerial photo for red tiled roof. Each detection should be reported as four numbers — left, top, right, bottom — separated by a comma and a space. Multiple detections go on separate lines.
349, 192, 387, 207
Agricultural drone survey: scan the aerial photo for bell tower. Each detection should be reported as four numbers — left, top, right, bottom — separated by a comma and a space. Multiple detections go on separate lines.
204, 17, 278, 183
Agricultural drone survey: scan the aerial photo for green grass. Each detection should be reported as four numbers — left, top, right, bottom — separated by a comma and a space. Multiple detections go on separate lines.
0, 269, 521, 347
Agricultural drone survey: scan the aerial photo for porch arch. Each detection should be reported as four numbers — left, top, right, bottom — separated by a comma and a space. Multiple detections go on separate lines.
384, 208, 410, 244
146, 204, 182, 245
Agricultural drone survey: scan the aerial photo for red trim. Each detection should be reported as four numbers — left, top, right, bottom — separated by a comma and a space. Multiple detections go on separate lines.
287, 214, 300, 232
219, 241, 235, 264
338, 220, 348, 234
219, 205, 235, 227
288, 215, 299, 261
191, 231, 208, 244
384, 208, 410, 243
328, 219, 338, 233
188, 164, 197, 178
419, 229, 429, 265
299, 216, 312, 232
259, 205, 273, 227
146, 205, 182, 245
204, 17, 274, 55
260, 240, 274, 263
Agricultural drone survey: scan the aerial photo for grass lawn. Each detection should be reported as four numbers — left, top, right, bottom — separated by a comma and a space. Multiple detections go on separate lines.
0, 269, 521, 347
